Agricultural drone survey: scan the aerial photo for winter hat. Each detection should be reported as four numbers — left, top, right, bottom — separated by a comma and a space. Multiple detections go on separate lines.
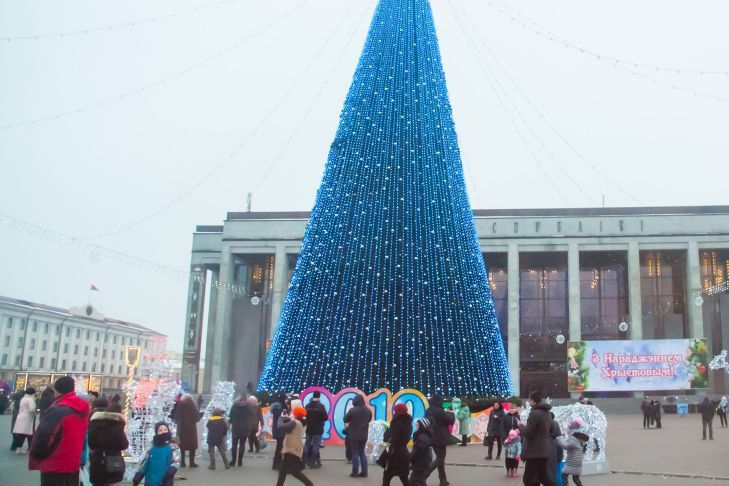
25, 388, 36, 395
394, 403, 408, 415
508, 429, 519, 440
568, 419, 584, 432
415, 417, 431, 430
312, 391, 321, 399
293, 406, 307, 420
54, 376, 75, 395
108, 402, 122, 413
92, 397, 109, 410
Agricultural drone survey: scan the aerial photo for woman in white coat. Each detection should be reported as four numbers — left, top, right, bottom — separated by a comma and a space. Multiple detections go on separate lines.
11, 388, 36, 453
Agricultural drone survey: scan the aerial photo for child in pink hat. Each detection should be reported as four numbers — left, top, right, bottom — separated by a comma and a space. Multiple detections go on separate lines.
503, 428, 522, 477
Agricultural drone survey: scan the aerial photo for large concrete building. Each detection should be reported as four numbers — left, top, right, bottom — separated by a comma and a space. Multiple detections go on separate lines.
183, 206, 729, 396
0, 296, 167, 392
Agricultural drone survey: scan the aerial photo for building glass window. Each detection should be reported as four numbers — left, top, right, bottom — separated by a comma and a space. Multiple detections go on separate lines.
74, 345, 79, 354
56, 326, 60, 336
15, 355, 21, 366
62, 359, 66, 369
39, 357, 45, 368
102, 349, 107, 358
17, 337, 23, 348
27, 356, 33, 367
699, 250, 729, 390
76, 329, 80, 339
519, 252, 569, 398
84, 346, 88, 356
44, 323, 48, 334
72, 360, 77, 370
1, 354, 6, 365
41, 340, 47, 351
30, 338, 35, 350
96, 332, 99, 342
94, 348, 98, 357
113, 335, 117, 344
104, 334, 109, 343
3, 336, 9, 347
64, 343, 69, 353
20, 319, 25, 330
82, 362, 86, 371
51, 358, 56, 369
641, 251, 687, 339
101, 363, 105, 373
483, 252, 508, 348
92, 363, 96, 372
580, 251, 629, 340
86, 330, 90, 339
118, 365, 123, 375
53, 342, 58, 352
66, 327, 70, 337
6, 317, 11, 329
112, 350, 116, 360
32, 321, 37, 332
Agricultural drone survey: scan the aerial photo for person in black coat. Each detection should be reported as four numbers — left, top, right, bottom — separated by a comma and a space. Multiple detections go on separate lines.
270, 399, 286, 470
424, 395, 455, 486
503, 406, 521, 437
519, 391, 556, 486
37, 386, 55, 417
88, 399, 129, 485
228, 394, 253, 467
344, 394, 372, 478
651, 400, 662, 429
409, 417, 433, 486
304, 391, 329, 468
546, 413, 563, 486
383, 403, 413, 486
640, 397, 651, 429
206, 408, 230, 470
485, 401, 506, 460
699, 397, 715, 440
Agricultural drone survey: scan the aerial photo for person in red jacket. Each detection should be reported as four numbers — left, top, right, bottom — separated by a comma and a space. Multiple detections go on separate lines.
29, 376, 90, 486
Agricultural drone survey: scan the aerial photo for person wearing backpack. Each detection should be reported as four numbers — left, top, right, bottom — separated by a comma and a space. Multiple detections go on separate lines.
88, 397, 129, 485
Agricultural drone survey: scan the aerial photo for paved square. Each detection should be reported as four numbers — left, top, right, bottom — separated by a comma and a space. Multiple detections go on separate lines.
1, 413, 726, 485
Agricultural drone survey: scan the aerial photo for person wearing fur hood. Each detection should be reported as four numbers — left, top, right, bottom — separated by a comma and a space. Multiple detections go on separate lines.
555, 419, 589, 486
88, 397, 129, 485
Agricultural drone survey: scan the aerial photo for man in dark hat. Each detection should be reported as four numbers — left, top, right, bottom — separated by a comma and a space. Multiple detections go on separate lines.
29, 376, 90, 485
425, 395, 455, 486
304, 391, 329, 468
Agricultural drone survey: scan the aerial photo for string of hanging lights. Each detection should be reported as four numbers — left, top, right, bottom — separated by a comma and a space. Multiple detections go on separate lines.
444, 0, 572, 206
0, 0, 313, 129
0, 0, 242, 41
74, 0, 363, 240
484, 0, 729, 77
0, 212, 257, 297
454, 0, 641, 204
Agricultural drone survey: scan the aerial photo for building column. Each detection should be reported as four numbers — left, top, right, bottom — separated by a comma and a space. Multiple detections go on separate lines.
507, 243, 520, 396
181, 265, 206, 392
202, 268, 219, 393
687, 240, 705, 339
628, 242, 643, 340
269, 246, 288, 339
568, 242, 581, 342
209, 250, 235, 386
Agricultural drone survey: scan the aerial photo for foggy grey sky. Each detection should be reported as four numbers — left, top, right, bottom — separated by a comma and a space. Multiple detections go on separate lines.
1, 0, 728, 351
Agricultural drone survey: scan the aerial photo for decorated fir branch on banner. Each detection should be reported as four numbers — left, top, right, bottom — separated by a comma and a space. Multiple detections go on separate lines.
687, 339, 709, 389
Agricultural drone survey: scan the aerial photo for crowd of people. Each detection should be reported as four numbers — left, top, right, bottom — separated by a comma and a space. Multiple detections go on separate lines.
6, 380, 729, 486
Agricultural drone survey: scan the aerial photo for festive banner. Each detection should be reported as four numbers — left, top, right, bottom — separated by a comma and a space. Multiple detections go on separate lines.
567, 339, 709, 392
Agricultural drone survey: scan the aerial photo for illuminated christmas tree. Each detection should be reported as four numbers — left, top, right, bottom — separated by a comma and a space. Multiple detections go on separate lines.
258, 0, 512, 396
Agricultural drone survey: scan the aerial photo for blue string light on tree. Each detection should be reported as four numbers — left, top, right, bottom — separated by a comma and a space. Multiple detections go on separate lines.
257, 0, 512, 397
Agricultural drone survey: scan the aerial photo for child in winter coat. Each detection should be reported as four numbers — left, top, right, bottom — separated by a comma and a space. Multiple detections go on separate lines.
133, 421, 181, 486
556, 419, 589, 486
408, 417, 433, 486
503, 429, 522, 477
206, 408, 230, 470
